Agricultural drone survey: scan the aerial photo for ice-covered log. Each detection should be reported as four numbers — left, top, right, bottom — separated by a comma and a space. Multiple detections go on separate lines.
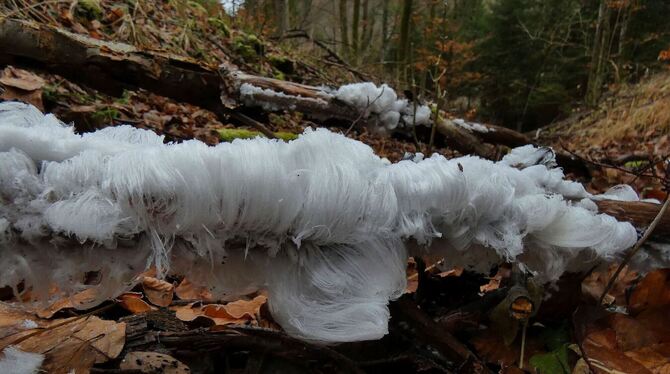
0, 102, 664, 343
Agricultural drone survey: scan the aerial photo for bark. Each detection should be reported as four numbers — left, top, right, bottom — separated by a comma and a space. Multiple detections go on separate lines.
380, 0, 390, 63
586, 0, 611, 106
361, 0, 375, 56
595, 200, 670, 239
351, 0, 361, 62
0, 19, 223, 111
398, 0, 414, 72
274, 0, 290, 37
339, 0, 349, 57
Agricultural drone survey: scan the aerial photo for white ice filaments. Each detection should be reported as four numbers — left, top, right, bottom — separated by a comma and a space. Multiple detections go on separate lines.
333, 82, 432, 129
0, 346, 44, 374
0, 102, 648, 343
238, 81, 433, 130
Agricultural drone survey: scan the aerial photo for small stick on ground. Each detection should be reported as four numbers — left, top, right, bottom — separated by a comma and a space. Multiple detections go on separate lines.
599, 192, 670, 304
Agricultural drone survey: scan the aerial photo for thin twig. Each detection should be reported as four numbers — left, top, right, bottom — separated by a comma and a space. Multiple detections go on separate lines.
519, 320, 528, 369
599, 193, 670, 304
561, 142, 665, 181
345, 86, 386, 136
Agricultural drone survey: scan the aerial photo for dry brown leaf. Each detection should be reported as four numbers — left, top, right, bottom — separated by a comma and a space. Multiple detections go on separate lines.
0, 303, 125, 374
175, 278, 214, 302
437, 267, 464, 278
214, 295, 266, 320
142, 277, 174, 307
37, 288, 99, 319
0, 66, 46, 111
405, 278, 419, 294
608, 313, 661, 351
480, 265, 512, 293
172, 295, 266, 326
0, 66, 45, 91
22, 317, 125, 374
583, 338, 653, 374
577, 304, 670, 374
629, 270, 670, 314
582, 265, 638, 306
117, 293, 155, 314
0, 303, 49, 343
120, 351, 190, 373
624, 343, 670, 374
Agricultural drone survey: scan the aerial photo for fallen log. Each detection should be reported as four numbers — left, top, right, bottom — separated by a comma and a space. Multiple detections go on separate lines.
0, 18, 526, 159
0, 19, 222, 110
595, 199, 670, 238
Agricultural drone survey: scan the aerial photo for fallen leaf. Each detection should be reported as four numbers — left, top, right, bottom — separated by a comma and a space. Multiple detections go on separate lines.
0, 303, 125, 374
175, 278, 213, 302
623, 343, 670, 373
582, 339, 652, 374
437, 267, 464, 278
481, 265, 512, 293
37, 288, 99, 319
172, 295, 266, 326
142, 277, 174, 307
120, 351, 190, 373
0, 66, 45, 91
582, 265, 638, 306
0, 303, 48, 342
0, 67, 46, 111
629, 269, 670, 314
404, 258, 418, 294
206, 295, 266, 320
117, 293, 155, 314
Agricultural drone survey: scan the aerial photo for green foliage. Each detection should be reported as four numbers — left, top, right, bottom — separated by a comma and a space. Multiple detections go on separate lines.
91, 107, 120, 123
42, 84, 61, 104
472, 0, 593, 130
267, 54, 294, 74
529, 324, 571, 374
115, 90, 132, 105
232, 33, 264, 61
207, 17, 230, 37
218, 128, 298, 142
529, 346, 570, 374
75, 0, 103, 20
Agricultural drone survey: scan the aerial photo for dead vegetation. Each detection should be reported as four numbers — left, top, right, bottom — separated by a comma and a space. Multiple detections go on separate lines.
0, 1, 669, 373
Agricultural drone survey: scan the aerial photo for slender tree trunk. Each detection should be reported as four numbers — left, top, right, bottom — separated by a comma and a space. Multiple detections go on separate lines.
274, 0, 289, 37
351, 0, 361, 63
360, 0, 369, 52
586, 0, 611, 106
361, 0, 375, 55
339, 0, 349, 58
398, 0, 414, 80
380, 0, 389, 64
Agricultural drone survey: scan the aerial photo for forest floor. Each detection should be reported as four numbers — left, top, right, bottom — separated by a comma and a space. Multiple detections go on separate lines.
1, 1, 670, 373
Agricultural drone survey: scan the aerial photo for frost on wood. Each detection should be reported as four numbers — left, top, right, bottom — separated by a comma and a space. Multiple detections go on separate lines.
238, 81, 433, 130
332, 83, 432, 129
0, 102, 650, 343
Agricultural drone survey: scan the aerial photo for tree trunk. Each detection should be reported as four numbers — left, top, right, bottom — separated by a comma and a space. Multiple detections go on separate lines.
398, 0, 414, 79
360, 0, 373, 56
351, 0, 361, 63
274, 0, 290, 37
380, 0, 390, 64
585, 0, 611, 106
339, 0, 349, 58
